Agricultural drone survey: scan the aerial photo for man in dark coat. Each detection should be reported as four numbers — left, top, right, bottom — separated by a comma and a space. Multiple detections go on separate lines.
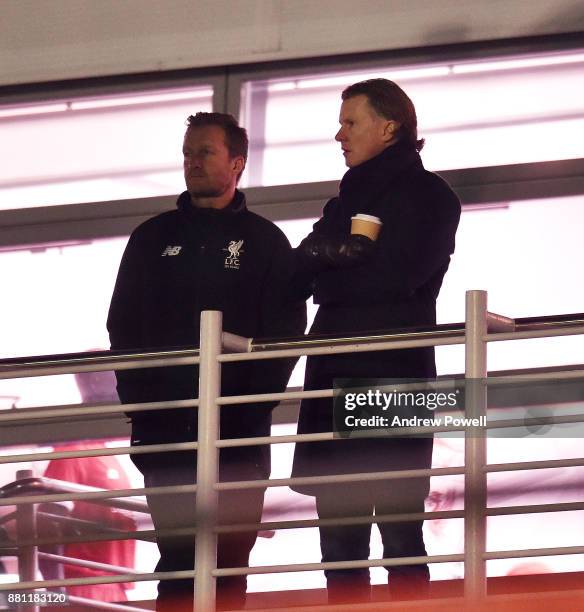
291, 79, 461, 603
107, 112, 306, 611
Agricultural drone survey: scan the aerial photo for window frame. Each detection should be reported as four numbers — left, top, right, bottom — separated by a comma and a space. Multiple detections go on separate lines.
0, 33, 582, 248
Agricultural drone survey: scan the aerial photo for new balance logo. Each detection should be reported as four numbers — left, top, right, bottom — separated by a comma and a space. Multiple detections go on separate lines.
161, 245, 182, 256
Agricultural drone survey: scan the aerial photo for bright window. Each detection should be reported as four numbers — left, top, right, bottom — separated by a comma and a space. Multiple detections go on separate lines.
438, 193, 584, 374
0, 237, 128, 408
0, 86, 213, 210
240, 50, 584, 186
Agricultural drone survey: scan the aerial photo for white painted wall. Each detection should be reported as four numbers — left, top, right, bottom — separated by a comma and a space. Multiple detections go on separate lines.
1, 0, 582, 86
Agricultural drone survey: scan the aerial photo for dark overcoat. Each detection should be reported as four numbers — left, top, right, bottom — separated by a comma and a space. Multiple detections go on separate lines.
291, 141, 461, 495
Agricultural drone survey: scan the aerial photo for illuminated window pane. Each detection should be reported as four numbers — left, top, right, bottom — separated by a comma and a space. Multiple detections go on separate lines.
0, 87, 213, 210
0, 237, 128, 408
240, 51, 584, 186
438, 193, 584, 374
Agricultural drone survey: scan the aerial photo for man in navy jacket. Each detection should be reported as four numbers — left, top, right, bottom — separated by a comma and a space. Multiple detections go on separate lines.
291, 79, 460, 603
108, 112, 306, 611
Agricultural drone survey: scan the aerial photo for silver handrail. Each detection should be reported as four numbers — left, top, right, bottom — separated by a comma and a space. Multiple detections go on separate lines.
0, 348, 200, 380
0, 477, 149, 513
1, 311, 583, 374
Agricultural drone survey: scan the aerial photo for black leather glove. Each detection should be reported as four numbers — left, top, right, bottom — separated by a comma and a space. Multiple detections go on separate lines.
339, 233, 376, 264
297, 232, 375, 269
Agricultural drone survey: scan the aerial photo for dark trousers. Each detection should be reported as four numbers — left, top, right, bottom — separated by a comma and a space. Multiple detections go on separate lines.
315, 476, 430, 603
138, 455, 265, 612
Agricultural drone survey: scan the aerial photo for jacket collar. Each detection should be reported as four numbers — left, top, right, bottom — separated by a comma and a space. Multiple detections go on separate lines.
338, 140, 422, 217
176, 188, 247, 218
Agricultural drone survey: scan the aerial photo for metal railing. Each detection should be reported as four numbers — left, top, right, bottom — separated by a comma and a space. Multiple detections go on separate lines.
0, 473, 152, 612
0, 289, 583, 611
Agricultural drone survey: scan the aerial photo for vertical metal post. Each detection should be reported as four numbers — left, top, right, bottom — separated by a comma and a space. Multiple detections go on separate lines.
464, 290, 488, 603
194, 311, 222, 612
15, 469, 39, 612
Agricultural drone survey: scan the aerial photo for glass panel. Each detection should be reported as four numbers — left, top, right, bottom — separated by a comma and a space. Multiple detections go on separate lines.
0, 238, 127, 358
0, 237, 128, 408
240, 50, 584, 186
437, 193, 584, 374
0, 87, 213, 210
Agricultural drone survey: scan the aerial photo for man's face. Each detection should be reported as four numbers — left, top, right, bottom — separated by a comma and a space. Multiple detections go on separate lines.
182, 125, 243, 198
335, 95, 396, 168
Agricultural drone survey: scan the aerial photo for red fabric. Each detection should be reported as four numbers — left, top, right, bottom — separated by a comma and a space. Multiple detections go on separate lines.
44, 442, 136, 601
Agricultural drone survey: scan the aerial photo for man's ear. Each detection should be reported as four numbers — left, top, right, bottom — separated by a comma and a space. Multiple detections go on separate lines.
383, 120, 400, 143
232, 156, 245, 176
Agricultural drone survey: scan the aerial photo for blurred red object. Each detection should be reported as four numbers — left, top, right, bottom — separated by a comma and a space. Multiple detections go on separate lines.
44, 441, 135, 602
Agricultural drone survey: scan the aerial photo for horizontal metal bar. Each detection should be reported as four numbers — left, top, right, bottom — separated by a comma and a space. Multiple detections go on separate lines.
216, 422, 471, 449
0, 348, 200, 380
0, 440, 197, 465
0, 505, 468, 549
4, 385, 583, 435
215, 465, 466, 491
0, 397, 198, 423
486, 324, 584, 342
487, 412, 584, 431
217, 402, 572, 443
38, 551, 140, 576
15, 502, 584, 548
218, 387, 333, 406
484, 545, 584, 561
2, 476, 145, 512
488, 368, 584, 383
487, 501, 584, 517
512, 313, 584, 332
1, 314, 582, 385
250, 313, 584, 354
251, 325, 465, 352
0, 483, 196, 508
37, 511, 145, 537
0, 569, 196, 591
220, 334, 465, 362
2, 312, 583, 381
217, 431, 335, 448
485, 457, 584, 473
213, 552, 465, 577
215, 509, 466, 534
7, 527, 156, 550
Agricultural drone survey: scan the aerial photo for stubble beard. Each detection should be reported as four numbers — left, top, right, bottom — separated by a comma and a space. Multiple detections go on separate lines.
185, 171, 230, 198
186, 175, 226, 199
186, 175, 233, 207
188, 185, 224, 198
